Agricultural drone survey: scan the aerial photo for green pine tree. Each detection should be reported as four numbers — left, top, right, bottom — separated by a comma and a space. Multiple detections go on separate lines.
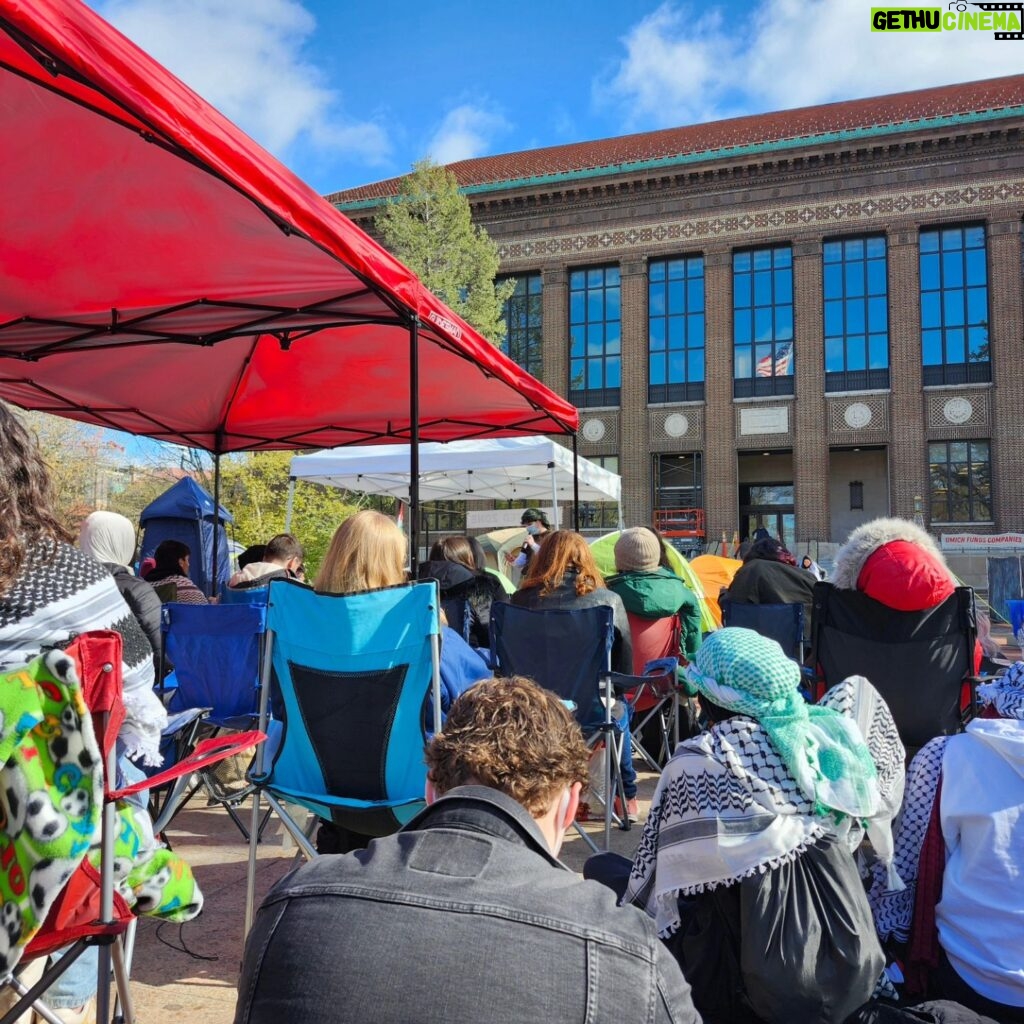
377, 160, 514, 344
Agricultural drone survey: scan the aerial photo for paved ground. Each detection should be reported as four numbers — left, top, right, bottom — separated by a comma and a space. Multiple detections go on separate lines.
125, 770, 660, 1023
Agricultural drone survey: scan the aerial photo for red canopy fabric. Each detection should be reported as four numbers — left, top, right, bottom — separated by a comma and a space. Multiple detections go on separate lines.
0, 0, 577, 452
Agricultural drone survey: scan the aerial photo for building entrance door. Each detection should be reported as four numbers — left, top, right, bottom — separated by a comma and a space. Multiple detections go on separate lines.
739, 484, 795, 549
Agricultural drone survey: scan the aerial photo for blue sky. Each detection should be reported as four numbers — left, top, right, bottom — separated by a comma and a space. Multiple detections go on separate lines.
88, 0, 1024, 197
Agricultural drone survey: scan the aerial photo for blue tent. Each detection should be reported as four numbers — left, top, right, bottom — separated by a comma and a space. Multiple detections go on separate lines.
139, 477, 233, 597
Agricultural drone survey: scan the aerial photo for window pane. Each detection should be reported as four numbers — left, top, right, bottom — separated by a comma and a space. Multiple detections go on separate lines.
866, 236, 886, 259
735, 346, 751, 378
845, 261, 865, 298
823, 241, 842, 263
649, 262, 666, 283
919, 231, 939, 253
587, 268, 603, 287
587, 290, 603, 322
966, 286, 987, 326
774, 247, 792, 268
570, 270, 585, 289
775, 305, 793, 341
734, 309, 751, 343
946, 328, 965, 364
968, 326, 988, 361
650, 354, 666, 385
606, 287, 620, 321
753, 271, 772, 305
649, 320, 665, 351
606, 267, 620, 286
824, 300, 844, 337
668, 350, 684, 383
921, 291, 941, 329
689, 314, 705, 345
688, 277, 704, 312
846, 301, 865, 334
964, 225, 985, 248
942, 249, 964, 288
570, 292, 585, 324
825, 336, 845, 372
734, 251, 751, 272
965, 247, 986, 286
775, 271, 793, 304
649, 285, 665, 317
867, 259, 887, 296
868, 296, 888, 332
868, 334, 888, 370
688, 348, 705, 381
823, 263, 843, 298
922, 330, 943, 365
606, 356, 621, 388
570, 326, 585, 358
734, 273, 751, 307
847, 336, 866, 371
920, 252, 940, 288
668, 316, 684, 349
754, 306, 773, 342
668, 279, 684, 314
943, 290, 965, 327
753, 249, 772, 270
587, 360, 603, 388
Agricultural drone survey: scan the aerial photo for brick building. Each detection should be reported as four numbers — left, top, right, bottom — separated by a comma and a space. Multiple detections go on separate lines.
329, 76, 1024, 557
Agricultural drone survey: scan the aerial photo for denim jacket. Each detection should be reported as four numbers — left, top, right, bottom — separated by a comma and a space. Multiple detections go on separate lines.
235, 786, 700, 1024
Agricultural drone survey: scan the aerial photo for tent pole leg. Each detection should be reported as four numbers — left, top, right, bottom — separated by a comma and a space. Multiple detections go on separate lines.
409, 317, 421, 579
572, 433, 580, 532
212, 451, 222, 600
550, 460, 559, 531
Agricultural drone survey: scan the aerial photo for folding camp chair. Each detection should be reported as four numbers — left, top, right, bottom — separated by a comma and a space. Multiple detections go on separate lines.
623, 612, 685, 769
0, 630, 262, 1024
720, 597, 805, 662
810, 581, 980, 749
489, 602, 634, 852
152, 603, 267, 838
243, 579, 442, 935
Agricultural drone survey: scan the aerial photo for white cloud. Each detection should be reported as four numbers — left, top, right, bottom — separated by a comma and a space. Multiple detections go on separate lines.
597, 0, 1024, 130
91, 0, 390, 168
424, 104, 511, 164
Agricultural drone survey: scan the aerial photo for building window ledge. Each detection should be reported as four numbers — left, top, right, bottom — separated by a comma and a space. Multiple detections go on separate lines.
647, 400, 706, 410
930, 521, 996, 528
824, 388, 891, 398
732, 395, 795, 405
922, 382, 994, 392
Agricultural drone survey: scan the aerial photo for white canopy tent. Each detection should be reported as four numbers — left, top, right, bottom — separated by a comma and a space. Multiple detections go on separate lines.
285, 436, 622, 529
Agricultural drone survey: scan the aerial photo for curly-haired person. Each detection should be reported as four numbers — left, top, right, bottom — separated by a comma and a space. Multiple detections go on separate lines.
236, 676, 700, 1024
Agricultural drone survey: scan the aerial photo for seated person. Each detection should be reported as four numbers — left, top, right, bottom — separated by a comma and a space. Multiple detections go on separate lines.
228, 533, 304, 589
609, 628, 902, 1024
512, 529, 635, 821
312, 510, 490, 854
606, 526, 702, 663
235, 676, 700, 1024
871, 662, 1024, 1022
418, 535, 508, 649
142, 539, 209, 605
724, 536, 815, 632
79, 509, 164, 676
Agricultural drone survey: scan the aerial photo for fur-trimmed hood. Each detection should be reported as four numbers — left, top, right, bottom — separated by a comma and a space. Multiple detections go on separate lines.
832, 517, 955, 611
832, 518, 944, 589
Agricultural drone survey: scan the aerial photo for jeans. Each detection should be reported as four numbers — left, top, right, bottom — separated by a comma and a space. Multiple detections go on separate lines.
617, 706, 637, 799
46, 946, 97, 1009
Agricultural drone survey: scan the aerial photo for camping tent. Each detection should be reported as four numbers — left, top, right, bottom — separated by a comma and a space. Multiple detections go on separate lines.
689, 554, 744, 628
139, 478, 233, 597
0, 0, 578, 572
287, 437, 621, 529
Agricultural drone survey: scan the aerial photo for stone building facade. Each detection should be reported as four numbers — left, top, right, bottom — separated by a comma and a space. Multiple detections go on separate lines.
330, 76, 1024, 553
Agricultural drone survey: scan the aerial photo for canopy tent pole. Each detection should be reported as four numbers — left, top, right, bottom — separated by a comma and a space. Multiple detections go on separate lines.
572, 433, 580, 531
212, 450, 221, 599
283, 477, 296, 532
409, 317, 420, 579
548, 460, 559, 530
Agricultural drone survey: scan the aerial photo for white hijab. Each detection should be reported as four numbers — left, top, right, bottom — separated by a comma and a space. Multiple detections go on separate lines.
80, 510, 137, 569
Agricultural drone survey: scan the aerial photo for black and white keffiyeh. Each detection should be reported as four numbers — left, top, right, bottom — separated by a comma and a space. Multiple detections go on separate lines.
977, 660, 1024, 720
0, 540, 167, 764
868, 736, 946, 943
625, 674, 904, 938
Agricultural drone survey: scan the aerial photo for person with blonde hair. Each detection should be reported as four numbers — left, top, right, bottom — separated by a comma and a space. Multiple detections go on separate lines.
314, 509, 407, 593
312, 510, 491, 853
236, 676, 700, 1024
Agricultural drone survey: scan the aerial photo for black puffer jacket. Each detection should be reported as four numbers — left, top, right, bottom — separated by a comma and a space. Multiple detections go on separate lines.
418, 560, 508, 649
107, 562, 164, 669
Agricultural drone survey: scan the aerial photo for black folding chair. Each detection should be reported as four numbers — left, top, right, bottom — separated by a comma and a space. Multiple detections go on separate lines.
810, 581, 980, 749
721, 597, 805, 662
490, 602, 633, 852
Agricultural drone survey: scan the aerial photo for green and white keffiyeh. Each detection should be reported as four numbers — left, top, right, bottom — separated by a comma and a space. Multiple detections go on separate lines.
684, 628, 879, 819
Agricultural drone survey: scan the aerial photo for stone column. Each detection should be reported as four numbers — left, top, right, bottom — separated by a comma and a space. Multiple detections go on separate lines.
702, 248, 738, 543
619, 257, 649, 526
541, 265, 568, 400
988, 218, 1024, 531
887, 228, 928, 521
792, 239, 829, 542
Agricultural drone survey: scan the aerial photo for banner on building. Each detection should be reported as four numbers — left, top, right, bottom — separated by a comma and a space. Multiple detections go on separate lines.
940, 533, 1024, 552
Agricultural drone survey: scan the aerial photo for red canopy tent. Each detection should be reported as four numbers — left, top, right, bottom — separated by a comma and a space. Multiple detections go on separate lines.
0, 0, 579, 568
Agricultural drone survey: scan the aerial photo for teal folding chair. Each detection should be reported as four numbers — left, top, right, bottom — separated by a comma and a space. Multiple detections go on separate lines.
244, 579, 442, 934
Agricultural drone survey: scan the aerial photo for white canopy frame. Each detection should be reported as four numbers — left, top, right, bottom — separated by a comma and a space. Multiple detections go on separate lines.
284, 436, 622, 531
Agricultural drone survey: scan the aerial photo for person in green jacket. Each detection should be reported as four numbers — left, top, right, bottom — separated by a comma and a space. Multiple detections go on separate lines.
606, 527, 703, 663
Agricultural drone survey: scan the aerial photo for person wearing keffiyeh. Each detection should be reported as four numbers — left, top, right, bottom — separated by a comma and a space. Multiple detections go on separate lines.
873, 660, 1024, 1021
618, 627, 907, 1023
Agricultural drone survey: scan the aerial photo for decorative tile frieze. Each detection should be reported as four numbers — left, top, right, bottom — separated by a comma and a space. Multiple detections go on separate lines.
495, 177, 1024, 263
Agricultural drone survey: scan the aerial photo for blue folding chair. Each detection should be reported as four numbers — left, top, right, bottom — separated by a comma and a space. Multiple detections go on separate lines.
244, 578, 442, 933
489, 602, 630, 851
152, 602, 268, 837
219, 584, 271, 607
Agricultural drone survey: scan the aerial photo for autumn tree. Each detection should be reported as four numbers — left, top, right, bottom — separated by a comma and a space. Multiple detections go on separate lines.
376, 159, 514, 344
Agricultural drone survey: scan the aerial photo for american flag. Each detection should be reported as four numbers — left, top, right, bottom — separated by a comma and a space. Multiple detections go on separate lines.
756, 341, 793, 378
